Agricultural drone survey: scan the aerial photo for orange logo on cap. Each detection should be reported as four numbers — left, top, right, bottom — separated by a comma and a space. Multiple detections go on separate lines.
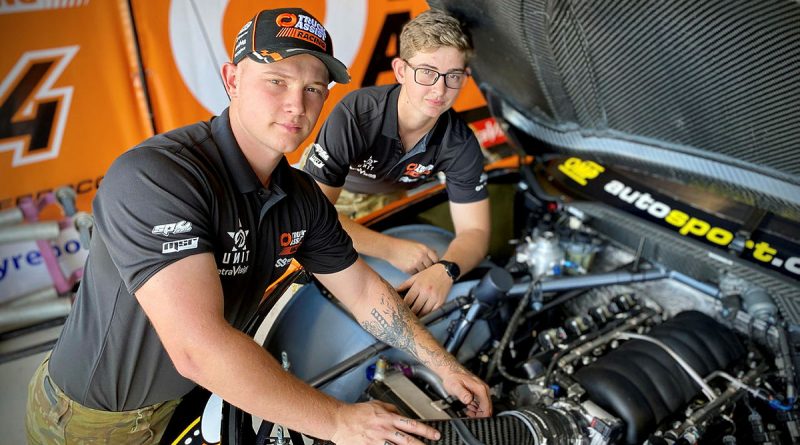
276, 13, 298, 28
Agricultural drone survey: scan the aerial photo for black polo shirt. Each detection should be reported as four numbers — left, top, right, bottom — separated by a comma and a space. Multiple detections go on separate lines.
49, 109, 357, 411
303, 84, 488, 203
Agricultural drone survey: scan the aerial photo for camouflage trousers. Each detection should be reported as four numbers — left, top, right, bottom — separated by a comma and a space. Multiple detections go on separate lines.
25, 354, 180, 444
335, 189, 406, 219
297, 143, 405, 219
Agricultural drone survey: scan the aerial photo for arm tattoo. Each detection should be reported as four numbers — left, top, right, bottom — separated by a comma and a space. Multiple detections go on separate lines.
360, 276, 461, 372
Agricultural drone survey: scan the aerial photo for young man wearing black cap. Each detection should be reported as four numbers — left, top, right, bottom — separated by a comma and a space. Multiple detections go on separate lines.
302, 9, 491, 317
25, 8, 490, 444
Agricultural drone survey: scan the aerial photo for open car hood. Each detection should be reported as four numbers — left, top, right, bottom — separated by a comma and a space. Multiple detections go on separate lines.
431, 0, 800, 219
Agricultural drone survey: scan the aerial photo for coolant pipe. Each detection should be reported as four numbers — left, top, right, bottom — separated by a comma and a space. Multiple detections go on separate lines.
445, 303, 482, 354
446, 268, 513, 354
509, 269, 670, 295
409, 365, 449, 400
308, 296, 470, 388
668, 270, 722, 298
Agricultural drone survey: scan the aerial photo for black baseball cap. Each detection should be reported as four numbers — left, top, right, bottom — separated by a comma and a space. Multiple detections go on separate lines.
232, 8, 350, 84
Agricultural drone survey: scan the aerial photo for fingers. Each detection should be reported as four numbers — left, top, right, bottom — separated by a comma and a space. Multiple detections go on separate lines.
460, 381, 492, 418
393, 416, 441, 442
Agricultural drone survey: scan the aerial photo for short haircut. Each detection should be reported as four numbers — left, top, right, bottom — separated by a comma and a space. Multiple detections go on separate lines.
399, 9, 473, 64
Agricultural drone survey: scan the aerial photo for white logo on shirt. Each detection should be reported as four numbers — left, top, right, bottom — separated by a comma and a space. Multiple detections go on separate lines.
313, 143, 330, 161
475, 173, 488, 191
309, 155, 325, 168
152, 220, 192, 236
162, 237, 199, 253
357, 156, 377, 172
221, 219, 251, 270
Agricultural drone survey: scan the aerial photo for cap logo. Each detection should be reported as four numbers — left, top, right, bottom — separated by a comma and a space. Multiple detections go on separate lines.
258, 49, 284, 62
274, 12, 327, 51
275, 13, 298, 28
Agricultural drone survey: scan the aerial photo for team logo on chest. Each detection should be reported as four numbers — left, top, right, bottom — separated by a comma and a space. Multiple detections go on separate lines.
219, 219, 250, 277
399, 163, 434, 182
350, 156, 377, 179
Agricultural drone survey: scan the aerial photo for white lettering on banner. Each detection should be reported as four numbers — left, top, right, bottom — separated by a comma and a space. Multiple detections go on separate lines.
0, 46, 79, 167
168, 0, 367, 114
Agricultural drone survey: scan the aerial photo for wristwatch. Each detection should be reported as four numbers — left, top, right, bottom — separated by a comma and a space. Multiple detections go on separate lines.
436, 260, 460, 282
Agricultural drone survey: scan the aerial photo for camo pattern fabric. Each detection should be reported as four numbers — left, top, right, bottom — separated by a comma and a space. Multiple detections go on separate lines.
25, 354, 180, 444
298, 143, 405, 219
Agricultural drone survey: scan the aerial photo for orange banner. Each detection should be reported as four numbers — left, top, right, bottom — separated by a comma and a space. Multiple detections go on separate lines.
130, 0, 489, 164
0, 0, 153, 212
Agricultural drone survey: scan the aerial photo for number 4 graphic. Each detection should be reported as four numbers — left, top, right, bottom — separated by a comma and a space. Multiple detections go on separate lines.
0, 46, 78, 167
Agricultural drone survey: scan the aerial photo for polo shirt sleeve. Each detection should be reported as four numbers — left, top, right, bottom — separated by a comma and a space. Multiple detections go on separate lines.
302, 102, 362, 188
442, 132, 489, 203
92, 147, 215, 294
293, 177, 358, 274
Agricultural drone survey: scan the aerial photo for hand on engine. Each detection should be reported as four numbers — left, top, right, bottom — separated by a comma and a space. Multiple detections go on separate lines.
384, 238, 439, 274
396, 266, 453, 316
441, 367, 493, 418
330, 400, 440, 445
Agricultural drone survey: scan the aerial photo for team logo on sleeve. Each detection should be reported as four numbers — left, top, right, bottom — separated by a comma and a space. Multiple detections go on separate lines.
475, 172, 488, 191
152, 220, 192, 236
275, 229, 306, 268
162, 237, 199, 253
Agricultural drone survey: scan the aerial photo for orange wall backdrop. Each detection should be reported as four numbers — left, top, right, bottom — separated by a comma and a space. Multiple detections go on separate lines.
131, 0, 488, 163
1, 0, 489, 212
0, 0, 153, 212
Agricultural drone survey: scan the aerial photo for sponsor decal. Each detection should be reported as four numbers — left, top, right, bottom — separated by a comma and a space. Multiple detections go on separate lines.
313, 143, 330, 161
309, 154, 325, 168
558, 157, 605, 186
152, 220, 192, 236
276, 229, 306, 267
475, 172, 488, 192
554, 157, 800, 281
162, 237, 199, 254
398, 162, 433, 183
275, 13, 327, 50
468, 117, 507, 149
350, 156, 378, 179
219, 219, 251, 276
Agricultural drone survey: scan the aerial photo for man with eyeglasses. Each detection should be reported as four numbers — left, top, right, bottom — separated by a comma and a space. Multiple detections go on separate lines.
302, 9, 490, 316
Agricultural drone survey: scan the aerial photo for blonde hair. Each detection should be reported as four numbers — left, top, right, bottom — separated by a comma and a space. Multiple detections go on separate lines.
399, 9, 473, 64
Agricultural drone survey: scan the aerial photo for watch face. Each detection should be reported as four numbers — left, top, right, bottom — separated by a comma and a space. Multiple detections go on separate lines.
440, 260, 460, 280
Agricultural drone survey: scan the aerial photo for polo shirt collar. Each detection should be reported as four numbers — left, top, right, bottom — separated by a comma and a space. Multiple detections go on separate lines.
212, 108, 262, 195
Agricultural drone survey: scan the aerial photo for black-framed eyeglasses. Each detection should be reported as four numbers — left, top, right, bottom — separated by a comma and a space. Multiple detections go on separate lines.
403, 60, 469, 89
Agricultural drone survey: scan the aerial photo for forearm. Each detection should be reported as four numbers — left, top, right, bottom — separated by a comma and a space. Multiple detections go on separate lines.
180, 324, 342, 440
339, 214, 399, 259
441, 227, 489, 275
356, 275, 462, 375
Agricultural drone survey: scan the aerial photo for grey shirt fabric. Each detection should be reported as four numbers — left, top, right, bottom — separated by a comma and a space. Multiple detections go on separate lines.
302, 84, 489, 203
48, 109, 357, 411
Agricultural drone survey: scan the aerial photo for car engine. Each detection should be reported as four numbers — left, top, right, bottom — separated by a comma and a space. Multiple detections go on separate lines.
263, 188, 800, 445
